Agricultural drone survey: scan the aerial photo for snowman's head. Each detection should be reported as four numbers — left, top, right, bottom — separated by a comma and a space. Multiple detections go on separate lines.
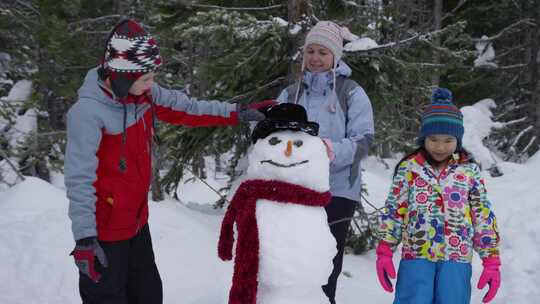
247, 130, 329, 192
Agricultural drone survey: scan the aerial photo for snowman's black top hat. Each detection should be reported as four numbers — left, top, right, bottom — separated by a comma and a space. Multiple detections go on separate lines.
251, 103, 319, 143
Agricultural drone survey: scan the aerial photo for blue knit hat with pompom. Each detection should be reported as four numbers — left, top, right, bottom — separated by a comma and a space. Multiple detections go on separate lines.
417, 88, 464, 149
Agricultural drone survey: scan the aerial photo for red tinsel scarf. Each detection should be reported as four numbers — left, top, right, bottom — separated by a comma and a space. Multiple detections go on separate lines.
218, 179, 331, 304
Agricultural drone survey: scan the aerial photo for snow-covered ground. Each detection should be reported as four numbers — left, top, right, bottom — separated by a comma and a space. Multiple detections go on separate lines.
0, 152, 538, 303
1, 76, 538, 302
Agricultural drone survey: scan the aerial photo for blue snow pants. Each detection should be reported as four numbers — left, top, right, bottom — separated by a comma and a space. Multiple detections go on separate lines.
393, 259, 472, 304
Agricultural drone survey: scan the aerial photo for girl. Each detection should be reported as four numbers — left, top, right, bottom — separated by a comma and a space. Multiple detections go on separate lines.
277, 21, 375, 304
376, 88, 501, 304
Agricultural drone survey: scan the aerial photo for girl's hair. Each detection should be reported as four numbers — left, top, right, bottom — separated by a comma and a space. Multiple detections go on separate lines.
392, 147, 478, 177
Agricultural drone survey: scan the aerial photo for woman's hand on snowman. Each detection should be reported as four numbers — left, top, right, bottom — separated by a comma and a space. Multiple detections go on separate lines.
321, 138, 335, 161
477, 256, 501, 303
376, 241, 396, 293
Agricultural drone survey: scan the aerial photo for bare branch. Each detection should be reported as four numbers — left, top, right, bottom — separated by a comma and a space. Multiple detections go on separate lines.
521, 136, 538, 154
347, 24, 460, 54
472, 19, 535, 42
502, 117, 528, 127
190, 4, 283, 11
70, 15, 125, 26
74, 30, 111, 35
497, 63, 529, 70
442, 0, 468, 21
495, 44, 528, 59
510, 125, 533, 149
347, 33, 420, 53
34, 130, 66, 137
225, 77, 286, 104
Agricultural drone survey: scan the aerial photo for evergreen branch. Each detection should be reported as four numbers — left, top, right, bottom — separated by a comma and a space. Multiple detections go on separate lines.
0, 149, 25, 182
235, 45, 264, 69
14, 0, 40, 17
190, 4, 283, 11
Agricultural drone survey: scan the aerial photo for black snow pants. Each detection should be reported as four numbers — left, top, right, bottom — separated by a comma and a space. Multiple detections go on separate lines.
79, 224, 163, 304
322, 196, 357, 304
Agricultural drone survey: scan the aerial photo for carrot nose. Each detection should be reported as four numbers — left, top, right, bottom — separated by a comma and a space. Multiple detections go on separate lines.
284, 140, 293, 157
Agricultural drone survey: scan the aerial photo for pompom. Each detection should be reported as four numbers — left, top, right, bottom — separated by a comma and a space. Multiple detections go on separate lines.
432, 87, 453, 104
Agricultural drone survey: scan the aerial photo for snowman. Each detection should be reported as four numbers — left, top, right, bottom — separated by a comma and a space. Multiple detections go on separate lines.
218, 103, 337, 304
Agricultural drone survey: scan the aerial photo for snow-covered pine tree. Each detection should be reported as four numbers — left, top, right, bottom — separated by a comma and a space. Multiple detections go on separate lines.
152, 2, 289, 200
437, 0, 539, 162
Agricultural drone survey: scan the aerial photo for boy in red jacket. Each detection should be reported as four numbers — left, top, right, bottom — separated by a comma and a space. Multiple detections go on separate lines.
65, 19, 270, 303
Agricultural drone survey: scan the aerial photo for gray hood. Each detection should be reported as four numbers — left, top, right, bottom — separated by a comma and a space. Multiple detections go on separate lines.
78, 67, 124, 109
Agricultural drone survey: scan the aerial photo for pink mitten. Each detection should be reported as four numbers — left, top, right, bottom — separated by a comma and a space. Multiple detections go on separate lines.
477, 256, 501, 303
376, 241, 396, 293
322, 138, 335, 161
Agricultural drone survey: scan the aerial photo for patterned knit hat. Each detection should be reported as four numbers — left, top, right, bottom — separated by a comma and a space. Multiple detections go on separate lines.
101, 19, 162, 98
418, 88, 464, 149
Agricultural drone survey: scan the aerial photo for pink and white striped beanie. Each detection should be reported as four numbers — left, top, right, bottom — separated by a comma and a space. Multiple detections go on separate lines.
304, 21, 352, 63
295, 21, 356, 112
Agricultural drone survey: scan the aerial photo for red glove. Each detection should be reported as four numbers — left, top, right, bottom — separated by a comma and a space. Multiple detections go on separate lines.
477, 256, 501, 303
245, 99, 278, 110
71, 237, 108, 283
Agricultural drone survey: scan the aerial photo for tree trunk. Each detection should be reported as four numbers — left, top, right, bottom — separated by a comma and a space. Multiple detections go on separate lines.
287, 0, 310, 85
379, 0, 391, 44
431, 0, 443, 86
114, 0, 130, 16
533, 0, 540, 142
151, 141, 165, 202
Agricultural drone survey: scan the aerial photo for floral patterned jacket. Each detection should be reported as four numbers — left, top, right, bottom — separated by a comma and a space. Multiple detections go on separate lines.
378, 151, 500, 263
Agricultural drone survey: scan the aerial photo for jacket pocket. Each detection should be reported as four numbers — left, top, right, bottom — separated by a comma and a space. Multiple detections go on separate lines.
95, 180, 113, 229
100, 178, 140, 230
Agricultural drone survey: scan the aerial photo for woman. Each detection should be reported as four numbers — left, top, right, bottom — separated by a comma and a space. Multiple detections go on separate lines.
277, 21, 375, 304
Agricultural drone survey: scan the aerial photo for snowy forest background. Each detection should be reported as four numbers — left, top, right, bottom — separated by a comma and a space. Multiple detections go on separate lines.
2, 0, 539, 189
1, 1, 540, 303
2, 0, 540, 255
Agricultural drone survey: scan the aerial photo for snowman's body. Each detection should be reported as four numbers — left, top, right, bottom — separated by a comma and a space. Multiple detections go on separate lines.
256, 200, 336, 304
246, 130, 337, 304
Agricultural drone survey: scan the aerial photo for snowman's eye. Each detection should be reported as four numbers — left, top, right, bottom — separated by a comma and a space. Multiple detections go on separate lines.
294, 140, 303, 147
269, 137, 281, 145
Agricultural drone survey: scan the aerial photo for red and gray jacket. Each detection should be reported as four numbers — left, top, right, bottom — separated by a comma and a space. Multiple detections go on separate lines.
65, 68, 239, 241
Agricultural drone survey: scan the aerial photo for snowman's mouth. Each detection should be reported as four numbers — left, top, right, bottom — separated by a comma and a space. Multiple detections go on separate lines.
260, 160, 309, 168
